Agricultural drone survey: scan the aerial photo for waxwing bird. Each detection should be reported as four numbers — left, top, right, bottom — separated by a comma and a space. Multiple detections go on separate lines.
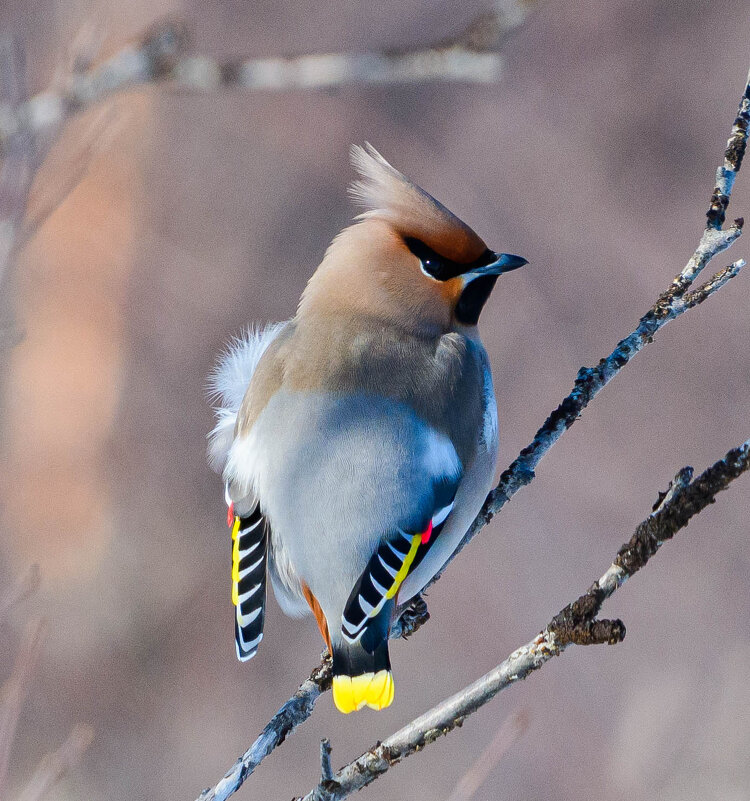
208, 144, 527, 713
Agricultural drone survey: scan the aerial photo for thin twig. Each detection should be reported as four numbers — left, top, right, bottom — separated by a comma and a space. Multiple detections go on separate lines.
707, 68, 750, 229
296, 441, 750, 801
319, 739, 333, 783
680, 258, 745, 308
0, 571, 93, 801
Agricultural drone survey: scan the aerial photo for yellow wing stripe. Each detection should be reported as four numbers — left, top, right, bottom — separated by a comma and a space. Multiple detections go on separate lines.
231, 515, 241, 606
385, 534, 420, 600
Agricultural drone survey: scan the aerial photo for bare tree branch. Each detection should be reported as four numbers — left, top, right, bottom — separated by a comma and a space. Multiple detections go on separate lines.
0, 3, 537, 158
433, 64, 750, 582
194, 60, 750, 801
296, 441, 750, 801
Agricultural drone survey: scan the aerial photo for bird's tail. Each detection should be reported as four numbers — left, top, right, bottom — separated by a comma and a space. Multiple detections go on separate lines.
331, 611, 394, 713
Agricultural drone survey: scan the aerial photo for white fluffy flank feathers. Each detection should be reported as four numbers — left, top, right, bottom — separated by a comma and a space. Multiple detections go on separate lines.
207, 323, 285, 471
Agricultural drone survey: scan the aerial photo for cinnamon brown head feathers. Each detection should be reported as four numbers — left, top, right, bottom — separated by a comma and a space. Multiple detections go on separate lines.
298, 144, 527, 332
349, 143, 489, 264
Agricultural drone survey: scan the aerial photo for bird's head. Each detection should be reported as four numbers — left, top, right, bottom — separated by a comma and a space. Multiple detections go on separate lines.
298, 144, 527, 334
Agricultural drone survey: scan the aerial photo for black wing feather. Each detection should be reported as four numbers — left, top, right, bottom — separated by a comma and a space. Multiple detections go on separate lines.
231, 505, 268, 660
341, 510, 450, 644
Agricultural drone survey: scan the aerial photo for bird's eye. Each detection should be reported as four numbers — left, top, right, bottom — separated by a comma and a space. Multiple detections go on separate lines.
419, 256, 441, 280
403, 237, 445, 280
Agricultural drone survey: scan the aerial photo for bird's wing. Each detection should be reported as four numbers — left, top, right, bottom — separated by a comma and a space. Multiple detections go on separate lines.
341, 499, 455, 643
227, 492, 269, 660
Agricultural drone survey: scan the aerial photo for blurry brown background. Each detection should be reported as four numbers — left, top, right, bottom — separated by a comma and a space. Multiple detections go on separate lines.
1, 1, 749, 799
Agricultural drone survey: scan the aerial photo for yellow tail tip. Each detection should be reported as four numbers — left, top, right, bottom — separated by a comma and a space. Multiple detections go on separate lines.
332, 670, 395, 713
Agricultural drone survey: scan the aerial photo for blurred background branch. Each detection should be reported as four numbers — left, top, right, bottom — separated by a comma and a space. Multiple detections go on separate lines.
0, 37, 36, 347
0, 2, 538, 160
0, 567, 93, 801
443, 710, 529, 801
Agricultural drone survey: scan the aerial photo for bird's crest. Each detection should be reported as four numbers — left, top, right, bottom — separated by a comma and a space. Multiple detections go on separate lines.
349, 143, 487, 263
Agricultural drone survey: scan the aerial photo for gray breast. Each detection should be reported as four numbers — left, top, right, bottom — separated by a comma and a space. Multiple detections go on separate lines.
250, 390, 462, 623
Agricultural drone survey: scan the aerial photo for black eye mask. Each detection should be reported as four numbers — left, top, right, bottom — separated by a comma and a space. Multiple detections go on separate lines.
403, 237, 497, 282
403, 236, 527, 325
